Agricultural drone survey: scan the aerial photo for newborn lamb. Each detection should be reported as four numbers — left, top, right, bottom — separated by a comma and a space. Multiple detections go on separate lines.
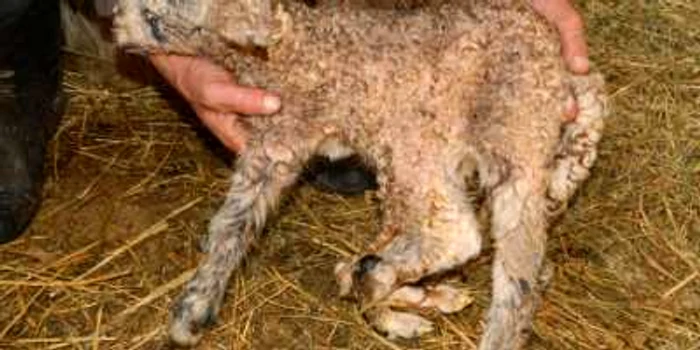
113, 0, 608, 349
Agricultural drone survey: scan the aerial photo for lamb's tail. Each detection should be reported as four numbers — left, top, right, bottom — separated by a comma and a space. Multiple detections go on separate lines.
547, 72, 609, 215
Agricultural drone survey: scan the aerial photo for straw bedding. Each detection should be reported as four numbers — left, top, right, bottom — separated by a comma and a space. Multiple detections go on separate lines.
0, 0, 698, 349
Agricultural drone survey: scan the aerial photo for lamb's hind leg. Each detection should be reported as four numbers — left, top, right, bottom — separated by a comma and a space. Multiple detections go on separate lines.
336, 258, 474, 339
478, 172, 549, 350
358, 222, 480, 339
169, 127, 321, 346
336, 186, 482, 339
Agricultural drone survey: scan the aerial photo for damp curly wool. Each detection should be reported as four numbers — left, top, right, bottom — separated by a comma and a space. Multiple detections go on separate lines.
113, 1, 608, 348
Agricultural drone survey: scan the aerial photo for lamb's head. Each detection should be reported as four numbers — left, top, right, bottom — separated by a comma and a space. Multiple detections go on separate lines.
113, 0, 292, 55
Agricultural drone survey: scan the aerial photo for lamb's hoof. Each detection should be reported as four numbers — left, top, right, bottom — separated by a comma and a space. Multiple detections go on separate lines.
353, 254, 383, 281
198, 234, 211, 253
168, 291, 218, 347
369, 285, 471, 339
334, 261, 354, 297
369, 308, 434, 340
384, 284, 473, 314
425, 284, 473, 314
334, 254, 391, 299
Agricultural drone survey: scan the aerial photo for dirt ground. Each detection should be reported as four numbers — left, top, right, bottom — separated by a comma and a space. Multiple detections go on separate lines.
1, 1, 699, 349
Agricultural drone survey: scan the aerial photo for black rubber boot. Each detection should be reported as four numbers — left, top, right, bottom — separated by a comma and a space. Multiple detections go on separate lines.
0, 0, 65, 244
307, 156, 378, 195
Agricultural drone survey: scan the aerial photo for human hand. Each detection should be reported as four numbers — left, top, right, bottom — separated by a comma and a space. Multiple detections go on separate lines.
149, 54, 281, 152
531, 0, 589, 75
531, 0, 588, 121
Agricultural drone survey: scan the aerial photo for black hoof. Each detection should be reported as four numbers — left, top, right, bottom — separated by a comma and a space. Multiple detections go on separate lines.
353, 254, 382, 281
169, 292, 219, 347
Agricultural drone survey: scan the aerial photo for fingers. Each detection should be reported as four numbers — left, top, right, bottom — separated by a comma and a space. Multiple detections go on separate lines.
149, 53, 281, 115
532, 0, 590, 74
557, 11, 589, 74
197, 80, 281, 115
149, 53, 282, 153
194, 106, 249, 152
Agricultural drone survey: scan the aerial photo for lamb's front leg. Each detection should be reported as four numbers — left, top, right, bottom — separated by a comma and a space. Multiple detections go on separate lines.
169, 127, 320, 346
478, 172, 550, 350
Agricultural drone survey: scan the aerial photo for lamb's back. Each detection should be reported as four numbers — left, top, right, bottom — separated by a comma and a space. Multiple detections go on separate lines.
223, 3, 566, 164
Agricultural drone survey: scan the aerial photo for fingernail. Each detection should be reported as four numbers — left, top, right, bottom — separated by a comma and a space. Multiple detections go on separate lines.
262, 95, 281, 113
570, 56, 590, 74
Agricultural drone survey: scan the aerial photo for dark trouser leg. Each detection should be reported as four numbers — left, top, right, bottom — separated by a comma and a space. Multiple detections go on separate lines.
0, 0, 65, 243
0, 0, 31, 31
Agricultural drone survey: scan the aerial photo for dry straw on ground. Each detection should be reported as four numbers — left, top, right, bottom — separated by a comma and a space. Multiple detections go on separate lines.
1, 0, 699, 349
